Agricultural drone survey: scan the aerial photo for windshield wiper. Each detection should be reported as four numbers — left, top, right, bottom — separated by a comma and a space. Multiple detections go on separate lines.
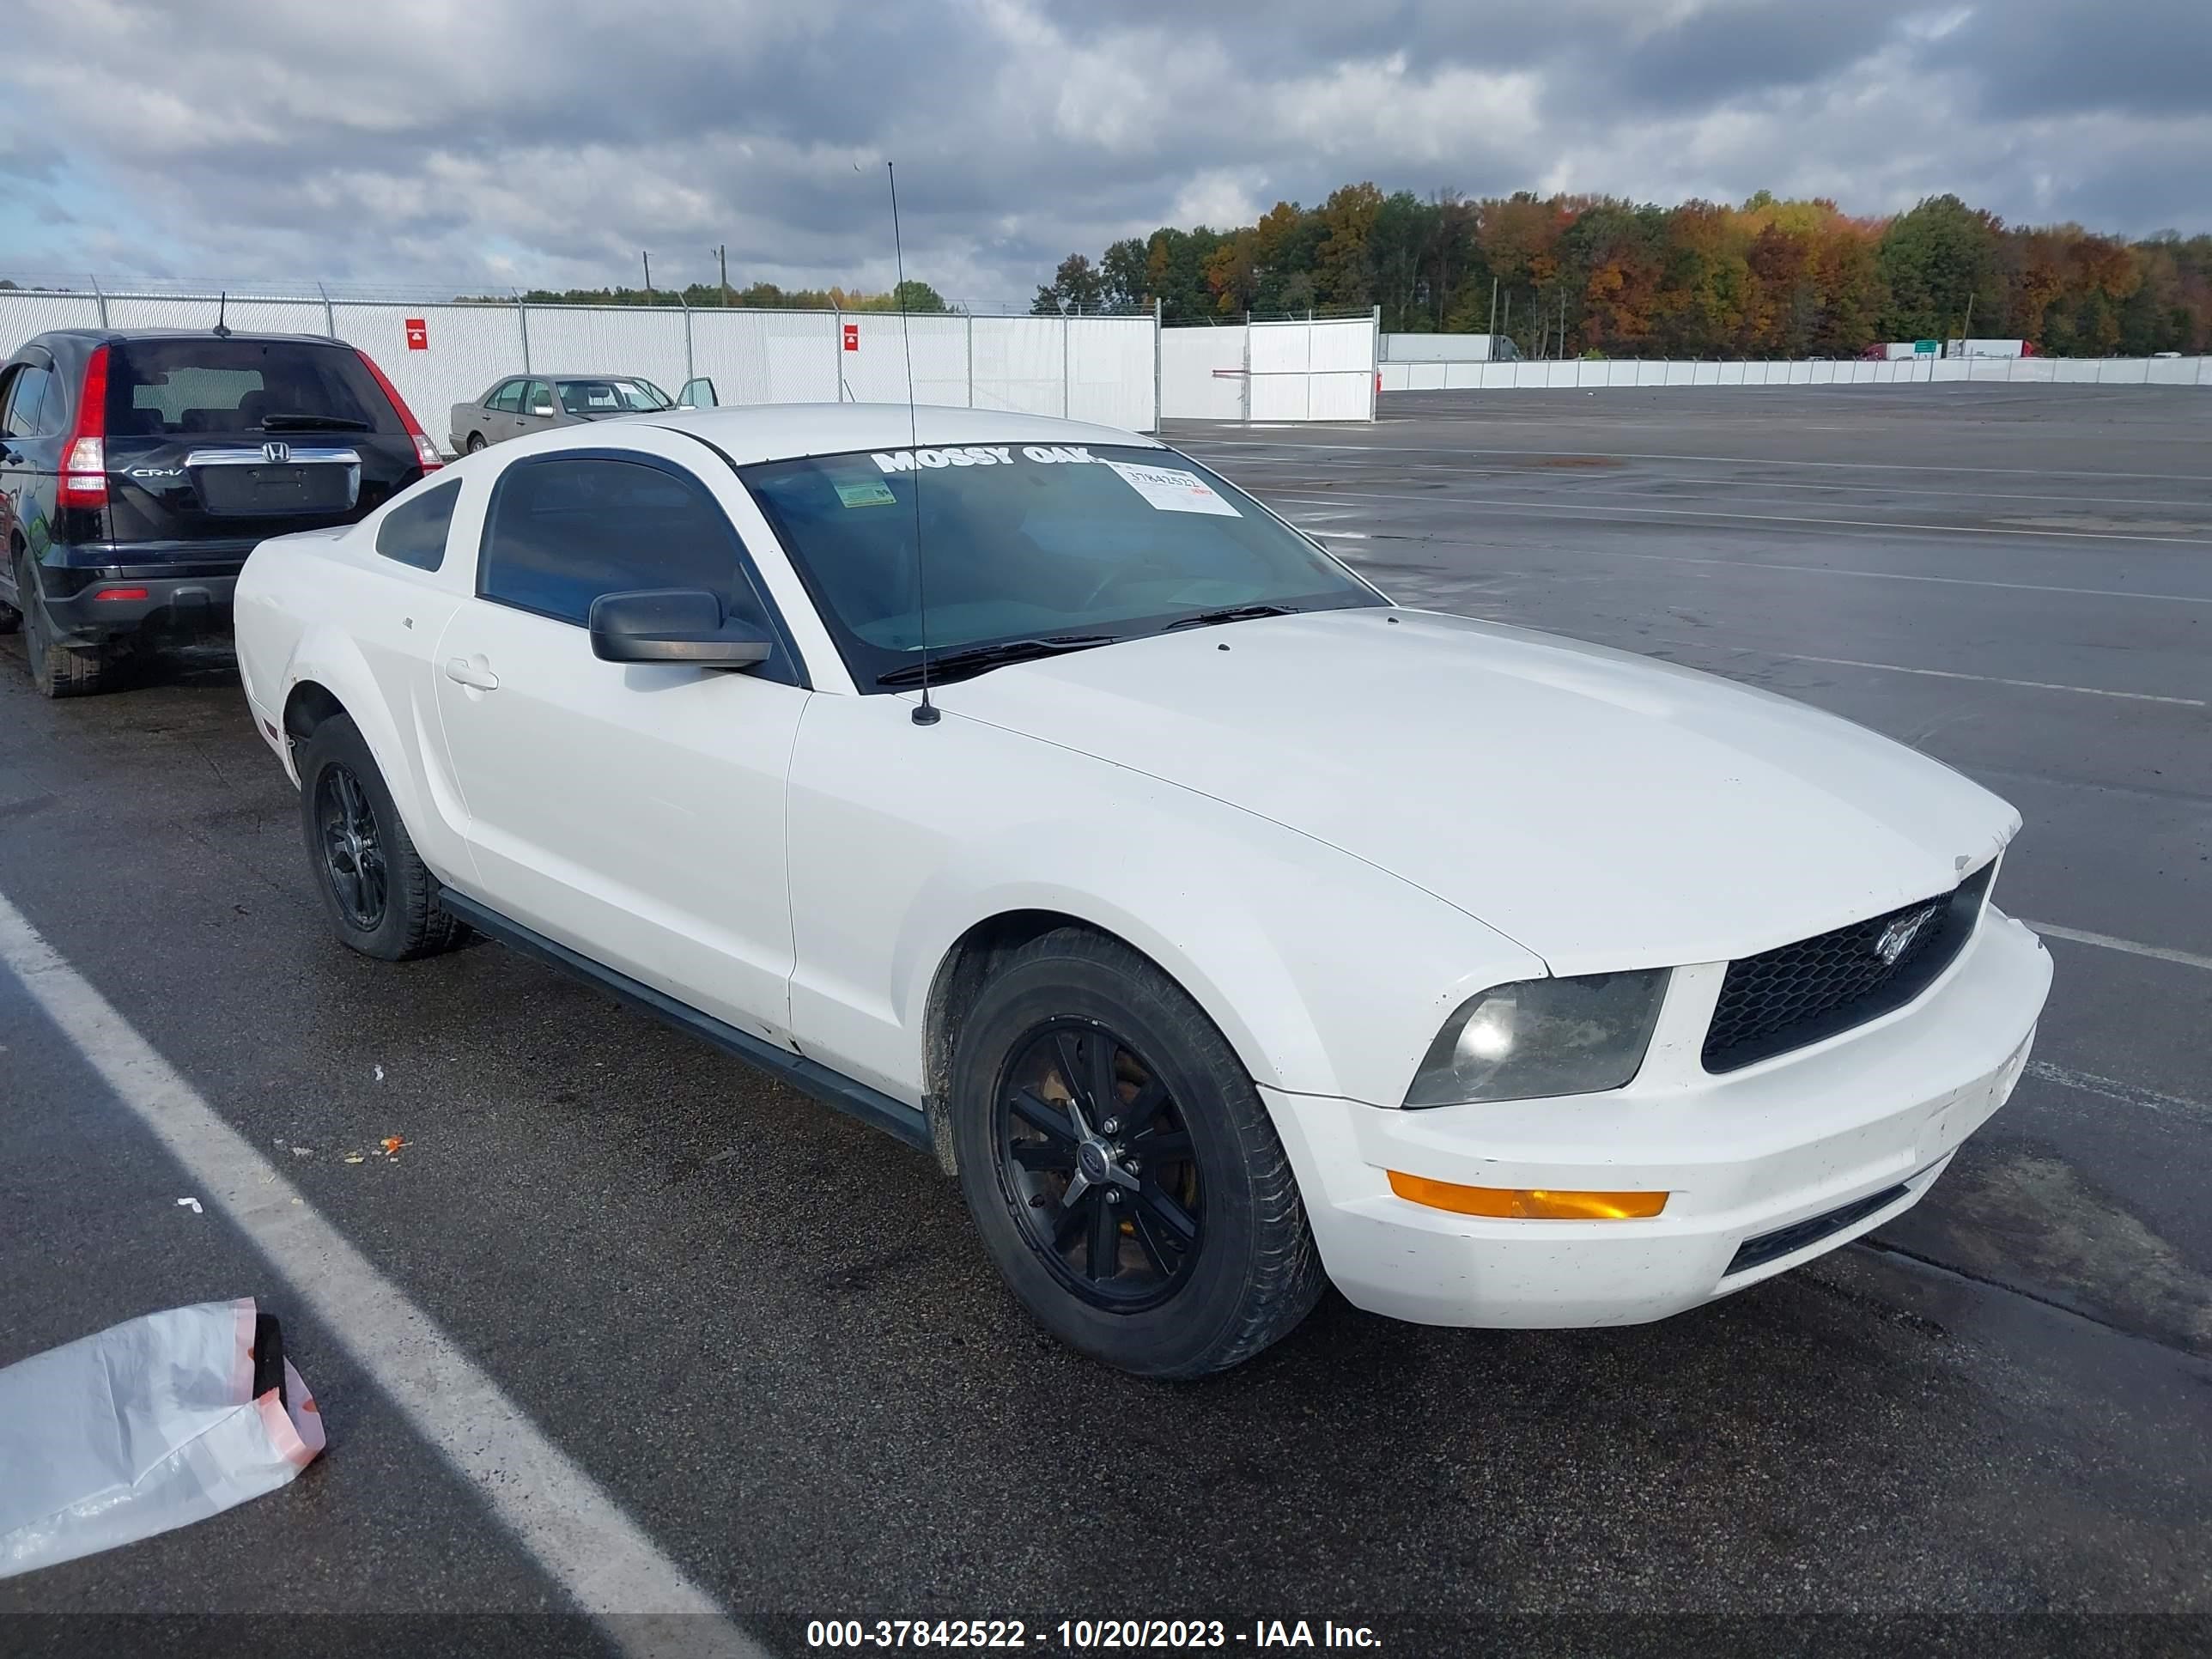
260, 412, 374, 432
1161, 603, 1299, 632
876, 635, 1115, 688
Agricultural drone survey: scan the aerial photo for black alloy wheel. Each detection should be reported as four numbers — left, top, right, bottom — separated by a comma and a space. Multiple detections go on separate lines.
995, 1021, 1203, 1310
315, 762, 387, 932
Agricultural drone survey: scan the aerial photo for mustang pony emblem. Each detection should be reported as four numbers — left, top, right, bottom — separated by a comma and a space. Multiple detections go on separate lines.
1875, 906, 1939, 966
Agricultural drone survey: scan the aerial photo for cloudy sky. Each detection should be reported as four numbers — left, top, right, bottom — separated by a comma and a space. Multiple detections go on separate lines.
2, 0, 2206, 307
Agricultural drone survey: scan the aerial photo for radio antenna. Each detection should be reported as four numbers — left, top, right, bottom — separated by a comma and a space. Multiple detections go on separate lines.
887, 160, 938, 726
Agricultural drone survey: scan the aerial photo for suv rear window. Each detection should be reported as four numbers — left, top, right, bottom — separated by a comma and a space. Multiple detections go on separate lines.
105, 339, 404, 438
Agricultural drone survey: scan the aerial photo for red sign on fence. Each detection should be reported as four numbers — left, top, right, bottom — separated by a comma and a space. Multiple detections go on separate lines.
842, 321, 859, 352
404, 318, 428, 351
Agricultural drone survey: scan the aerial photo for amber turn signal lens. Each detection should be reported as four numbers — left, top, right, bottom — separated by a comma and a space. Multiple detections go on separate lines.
1387, 1170, 1668, 1220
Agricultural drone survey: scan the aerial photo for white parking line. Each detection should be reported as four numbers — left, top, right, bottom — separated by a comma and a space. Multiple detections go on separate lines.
1255, 485, 2212, 547
1176, 436, 2212, 483
2025, 922, 2212, 974
0, 888, 760, 1658
2026, 1062, 2212, 1123
1654, 644, 2208, 708
1214, 453, 2212, 513
1261, 492, 2212, 605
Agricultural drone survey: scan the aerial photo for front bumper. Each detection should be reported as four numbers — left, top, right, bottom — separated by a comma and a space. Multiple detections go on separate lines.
1264, 908, 2051, 1328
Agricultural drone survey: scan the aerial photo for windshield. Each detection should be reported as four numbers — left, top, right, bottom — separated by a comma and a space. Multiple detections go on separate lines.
741, 442, 1382, 688
557, 378, 672, 415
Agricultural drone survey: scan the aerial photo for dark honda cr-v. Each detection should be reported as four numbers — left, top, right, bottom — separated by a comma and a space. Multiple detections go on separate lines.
0, 330, 443, 696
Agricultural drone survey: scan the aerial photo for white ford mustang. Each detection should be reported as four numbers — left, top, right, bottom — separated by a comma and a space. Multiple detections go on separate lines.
234, 405, 2052, 1377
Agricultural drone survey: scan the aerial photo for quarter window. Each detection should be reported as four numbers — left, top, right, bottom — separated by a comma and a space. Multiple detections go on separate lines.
374, 477, 463, 572
2, 364, 52, 440
478, 454, 791, 680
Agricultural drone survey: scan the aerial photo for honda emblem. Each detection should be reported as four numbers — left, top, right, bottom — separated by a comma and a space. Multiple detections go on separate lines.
262, 441, 291, 465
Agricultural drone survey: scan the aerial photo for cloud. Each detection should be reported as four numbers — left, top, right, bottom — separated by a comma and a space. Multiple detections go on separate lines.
0, 0, 2203, 305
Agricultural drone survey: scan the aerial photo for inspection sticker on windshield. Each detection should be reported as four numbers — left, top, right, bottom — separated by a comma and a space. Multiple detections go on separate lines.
836, 478, 899, 507
1103, 460, 1241, 516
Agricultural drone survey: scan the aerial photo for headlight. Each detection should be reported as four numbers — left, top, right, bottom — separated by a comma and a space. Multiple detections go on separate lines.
1404, 970, 1668, 1108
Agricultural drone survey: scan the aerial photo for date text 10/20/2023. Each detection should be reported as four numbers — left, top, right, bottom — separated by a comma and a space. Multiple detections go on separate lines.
805, 1619, 1385, 1650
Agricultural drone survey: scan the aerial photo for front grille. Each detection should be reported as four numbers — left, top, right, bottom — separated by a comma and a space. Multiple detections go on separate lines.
1702, 860, 1996, 1073
1726, 1182, 1912, 1276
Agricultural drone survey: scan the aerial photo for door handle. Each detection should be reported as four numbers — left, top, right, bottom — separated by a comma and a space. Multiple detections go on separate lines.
444, 656, 499, 690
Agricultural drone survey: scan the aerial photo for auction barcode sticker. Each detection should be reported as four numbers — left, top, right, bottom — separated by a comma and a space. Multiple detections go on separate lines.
1103, 460, 1241, 516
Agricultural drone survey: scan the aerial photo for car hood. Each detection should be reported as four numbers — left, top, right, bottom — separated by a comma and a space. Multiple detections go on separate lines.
939, 608, 2018, 972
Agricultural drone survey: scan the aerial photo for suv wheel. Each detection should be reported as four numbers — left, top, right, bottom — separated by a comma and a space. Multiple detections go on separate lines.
14, 550, 107, 698
296, 712, 465, 960
951, 927, 1325, 1378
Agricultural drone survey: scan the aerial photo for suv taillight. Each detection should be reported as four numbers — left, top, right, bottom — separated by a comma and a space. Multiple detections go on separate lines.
353, 348, 443, 471
58, 344, 110, 508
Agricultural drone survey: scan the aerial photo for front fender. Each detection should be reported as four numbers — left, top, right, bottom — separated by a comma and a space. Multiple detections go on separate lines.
785, 696, 1545, 1110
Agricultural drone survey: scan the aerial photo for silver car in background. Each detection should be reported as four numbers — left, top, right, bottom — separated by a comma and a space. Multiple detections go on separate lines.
448, 373, 717, 453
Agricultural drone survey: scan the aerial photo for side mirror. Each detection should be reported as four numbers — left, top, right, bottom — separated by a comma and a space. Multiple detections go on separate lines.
588, 589, 771, 669
678, 377, 717, 410
530, 402, 556, 417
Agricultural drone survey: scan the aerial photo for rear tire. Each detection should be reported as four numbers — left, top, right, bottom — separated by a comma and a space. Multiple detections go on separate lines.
15, 550, 108, 698
465, 433, 486, 453
296, 712, 465, 961
951, 927, 1325, 1378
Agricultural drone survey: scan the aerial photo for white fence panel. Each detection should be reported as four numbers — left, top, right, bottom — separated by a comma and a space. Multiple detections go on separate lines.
687, 309, 837, 406
1309, 374, 1372, 420
521, 306, 690, 403
0, 288, 1161, 443
1069, 317, 1156, 432
1160, 327, 1245, 421
839, 313, 969, 409
972, 316, 1068, 419
1248, 322, 1310, 375
1249, 372, 1309, 421
103, 294, 327, 337
1165, 317, 1374, 423
0, 290, 104, 335
333, 302, 522, 442
1371, 353, 2212, 395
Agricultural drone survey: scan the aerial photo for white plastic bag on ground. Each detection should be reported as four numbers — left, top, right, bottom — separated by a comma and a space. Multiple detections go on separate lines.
0, 1297, 324, 1577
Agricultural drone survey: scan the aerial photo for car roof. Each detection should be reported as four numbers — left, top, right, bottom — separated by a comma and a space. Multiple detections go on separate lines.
535, 372, 660, 382
623, 404, 1164, 467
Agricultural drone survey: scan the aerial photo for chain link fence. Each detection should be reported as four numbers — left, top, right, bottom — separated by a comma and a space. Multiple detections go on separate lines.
0, 278, 1160, 447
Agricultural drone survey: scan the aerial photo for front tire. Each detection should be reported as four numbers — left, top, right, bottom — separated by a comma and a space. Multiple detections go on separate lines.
295, 713, 465, 961
951, 927, 1325, 1378
15, 550, 108, 697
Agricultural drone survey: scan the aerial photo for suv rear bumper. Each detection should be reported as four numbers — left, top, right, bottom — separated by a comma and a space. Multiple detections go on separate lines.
42, 573, 239, 645
31, 543, 254, 646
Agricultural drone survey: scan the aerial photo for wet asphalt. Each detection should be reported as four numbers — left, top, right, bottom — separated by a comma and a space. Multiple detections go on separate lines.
2, 383, 2208, 1655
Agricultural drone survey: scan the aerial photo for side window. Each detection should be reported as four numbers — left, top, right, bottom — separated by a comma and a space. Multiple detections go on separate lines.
374, 477, 463, 572
2, 364, 52, 440
479, 455, 790, 678
488, 380, 523, 413
33, 368, 69, 435
522, 380, 553, 416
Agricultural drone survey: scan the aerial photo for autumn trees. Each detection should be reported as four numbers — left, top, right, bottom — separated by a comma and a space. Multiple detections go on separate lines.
1033, 185, 2212, 357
